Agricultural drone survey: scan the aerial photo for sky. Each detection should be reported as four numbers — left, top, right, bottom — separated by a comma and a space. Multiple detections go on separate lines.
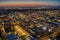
0, 0, 60, 7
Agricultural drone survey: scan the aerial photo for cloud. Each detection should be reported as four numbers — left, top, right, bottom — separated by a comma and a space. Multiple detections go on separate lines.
0, 0, 60, 5
0, 1, 60, 6
0, 0, 59, 1
0, 0, 60, 7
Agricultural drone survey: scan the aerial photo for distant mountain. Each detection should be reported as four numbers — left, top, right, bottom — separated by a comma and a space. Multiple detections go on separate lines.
0, 6, 60, 9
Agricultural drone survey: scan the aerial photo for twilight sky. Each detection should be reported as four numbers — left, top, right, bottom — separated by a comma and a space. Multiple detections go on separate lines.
0, 0, 60, 7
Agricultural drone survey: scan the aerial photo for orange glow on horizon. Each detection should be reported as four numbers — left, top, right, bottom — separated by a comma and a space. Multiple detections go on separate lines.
0, 2, 59, 7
